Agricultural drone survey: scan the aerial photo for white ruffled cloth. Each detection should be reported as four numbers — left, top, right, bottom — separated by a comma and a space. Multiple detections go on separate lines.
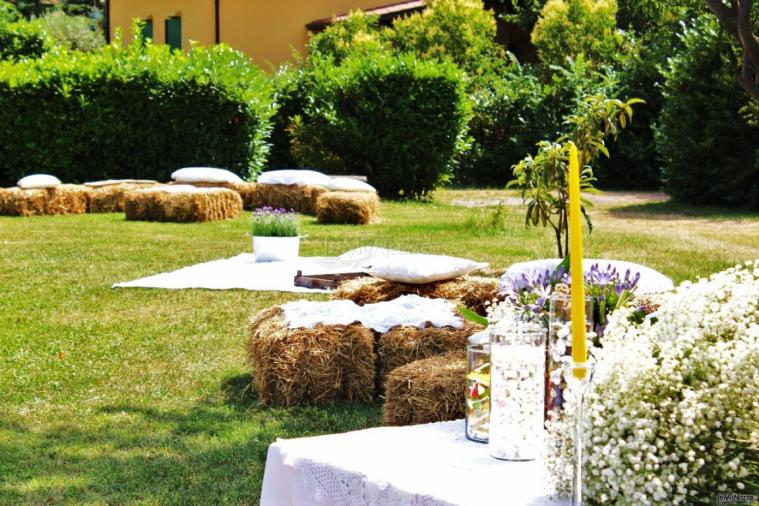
500, 258, 674, 295
282, 295, 463, 333
261, 419, 568, 506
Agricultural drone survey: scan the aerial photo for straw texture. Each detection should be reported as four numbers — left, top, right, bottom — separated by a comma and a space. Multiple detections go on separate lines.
382, 351, 466, 426
0, 185, 89, 216
250, 183, 328, 215
316, 191, 380, 225
124, 187, 243, 222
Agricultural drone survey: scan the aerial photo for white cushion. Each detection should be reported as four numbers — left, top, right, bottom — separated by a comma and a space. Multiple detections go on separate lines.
85, 179, 158, 187
500, 258, 675, 294
365, 252, 488, 284
171, 167, 243, 185
257, 169, 331, 187
17, 174, 61, 189
137, 185, 227, 194
323, 177, 376, 192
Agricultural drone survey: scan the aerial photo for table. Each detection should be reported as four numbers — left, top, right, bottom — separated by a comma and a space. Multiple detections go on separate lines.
261, 419, 569, 506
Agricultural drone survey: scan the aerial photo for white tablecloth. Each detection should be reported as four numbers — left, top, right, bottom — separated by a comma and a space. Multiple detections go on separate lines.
261, 420, 568, 506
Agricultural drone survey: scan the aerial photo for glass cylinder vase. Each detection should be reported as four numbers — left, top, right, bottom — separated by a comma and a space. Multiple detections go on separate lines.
465, 334, 490, 443
545, 294, 594, 422
488, 320, 546, 461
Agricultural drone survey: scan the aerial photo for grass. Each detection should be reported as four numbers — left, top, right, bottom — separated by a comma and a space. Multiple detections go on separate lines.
1, 189, 757, 504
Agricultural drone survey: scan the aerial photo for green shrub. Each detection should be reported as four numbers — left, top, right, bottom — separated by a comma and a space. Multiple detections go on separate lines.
0, 19, 49, 60
307, 11, 388, 64
656, 17, 759, 208
531, 0, 621, 66
0, 37, 274, 186
0, 0, 21, 24
267, 66, 306, 169
455, 62, 546, 186
37, 10, 105, 51
390, 0, 506, 77
291, 53, 470, 199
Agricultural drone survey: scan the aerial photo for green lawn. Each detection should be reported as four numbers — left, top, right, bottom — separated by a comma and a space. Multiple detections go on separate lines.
1, 190, 757, 504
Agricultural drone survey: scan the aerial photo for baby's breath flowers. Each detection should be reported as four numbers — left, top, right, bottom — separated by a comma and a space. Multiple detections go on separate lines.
545, 260, 759, 505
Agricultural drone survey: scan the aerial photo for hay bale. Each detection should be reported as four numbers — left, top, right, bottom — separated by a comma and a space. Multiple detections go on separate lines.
248, 306, 376, 406
332, 276, 500, 314
316, 191, 380, 225
377, 322, 480, 384
382, 351, 466, 426
180, 181, 258, 210
124, 186, 243, 222
86, 181, 163, 213
250, 183, 328, 215
0, 185, 89, 216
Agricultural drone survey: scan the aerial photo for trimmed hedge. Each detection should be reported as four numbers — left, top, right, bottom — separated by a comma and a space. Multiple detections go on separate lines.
0, 20, 49, 60
656, 17, 759, 208
0, 40, 273, 186
291, 53, 470, 199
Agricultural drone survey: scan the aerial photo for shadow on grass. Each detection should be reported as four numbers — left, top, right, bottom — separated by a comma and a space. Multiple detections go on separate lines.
608, 200, 759, 221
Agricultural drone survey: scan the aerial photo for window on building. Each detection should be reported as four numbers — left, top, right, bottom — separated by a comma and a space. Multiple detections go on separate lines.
140, 19, 153, 41
165, 16, 182, 51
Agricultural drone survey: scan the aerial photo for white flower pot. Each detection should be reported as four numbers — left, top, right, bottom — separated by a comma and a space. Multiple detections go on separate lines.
252, 236, 300, 262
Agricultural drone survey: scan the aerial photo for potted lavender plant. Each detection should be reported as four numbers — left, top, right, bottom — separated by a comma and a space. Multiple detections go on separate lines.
251, 207, 300, 262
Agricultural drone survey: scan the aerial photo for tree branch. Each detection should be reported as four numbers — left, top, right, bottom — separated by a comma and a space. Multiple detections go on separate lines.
706, 0, 740, 37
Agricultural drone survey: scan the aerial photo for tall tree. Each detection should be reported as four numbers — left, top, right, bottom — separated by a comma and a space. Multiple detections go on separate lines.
705, 0, 759, 100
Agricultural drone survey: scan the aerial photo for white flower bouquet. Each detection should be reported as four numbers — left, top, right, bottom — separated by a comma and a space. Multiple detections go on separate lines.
546, 261, 759, 505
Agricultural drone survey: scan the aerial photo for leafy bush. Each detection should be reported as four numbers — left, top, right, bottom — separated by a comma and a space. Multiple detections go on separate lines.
0, 36, 274, 186
291, 53, 470, 199
656, 17, 759, 208
37, 10, 105, 51
307, 11, 388, 64
267, 66, 307, 169
455, 62, 546, 186
531, 0, 622, 66
0, 0, 21, 24
0, 19, 49, 60
390, 0, 506, 78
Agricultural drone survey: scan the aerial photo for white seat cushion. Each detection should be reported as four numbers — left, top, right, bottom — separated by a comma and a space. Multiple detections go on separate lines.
17, 174, 61, 189
365, 252, 488, 284
323, 177, 376, 192
257, 169, 332, 187
171, 167, 243, 185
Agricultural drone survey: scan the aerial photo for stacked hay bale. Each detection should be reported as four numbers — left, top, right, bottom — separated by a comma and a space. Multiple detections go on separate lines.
382, 351, 467, 426
184, 181, 258, 210
332, 276, 500, 315
251, 183, 328, 215
376, 323, 478, 385
316, 191, 380, 225
85, 180, 162, 213
0, 185, 89, 216
248, 307, 376, 406
124, 186, 243, 222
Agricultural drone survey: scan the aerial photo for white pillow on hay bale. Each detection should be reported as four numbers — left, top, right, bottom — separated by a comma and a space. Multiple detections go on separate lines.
366, 253, 488, 284
501, 258, 674, 294
0, 184, 88, 216
171, 167, 244, 185
316, 191, 380, 225
84, 180, 163, 213
248, 295, 482, 406
257, 169, 332, 187
323, 177, 376, 192
17, 174, 61, 189
124, 185, 243, 223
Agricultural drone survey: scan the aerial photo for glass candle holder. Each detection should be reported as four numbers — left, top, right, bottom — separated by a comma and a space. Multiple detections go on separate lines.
488, 320, 546, 461
465, 340, 490, 443
545, 294, 594, 422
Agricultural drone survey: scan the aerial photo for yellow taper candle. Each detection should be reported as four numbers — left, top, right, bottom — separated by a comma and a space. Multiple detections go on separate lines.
567, 142, 588, 376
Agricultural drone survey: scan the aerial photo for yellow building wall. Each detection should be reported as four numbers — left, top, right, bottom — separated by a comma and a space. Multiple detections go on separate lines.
110, 0, 215, 49
109, 0, 396, 68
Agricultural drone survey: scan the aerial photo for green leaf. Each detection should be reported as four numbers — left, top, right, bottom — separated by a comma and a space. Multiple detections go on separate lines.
459, 306, 488, 326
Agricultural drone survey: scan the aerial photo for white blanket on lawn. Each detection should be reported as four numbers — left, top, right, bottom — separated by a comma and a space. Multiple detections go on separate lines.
112, 247, 402, 293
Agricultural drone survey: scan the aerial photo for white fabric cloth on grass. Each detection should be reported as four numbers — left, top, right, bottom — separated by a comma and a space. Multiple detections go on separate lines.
261, 419, 568, 506
112, 247, 404, 293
